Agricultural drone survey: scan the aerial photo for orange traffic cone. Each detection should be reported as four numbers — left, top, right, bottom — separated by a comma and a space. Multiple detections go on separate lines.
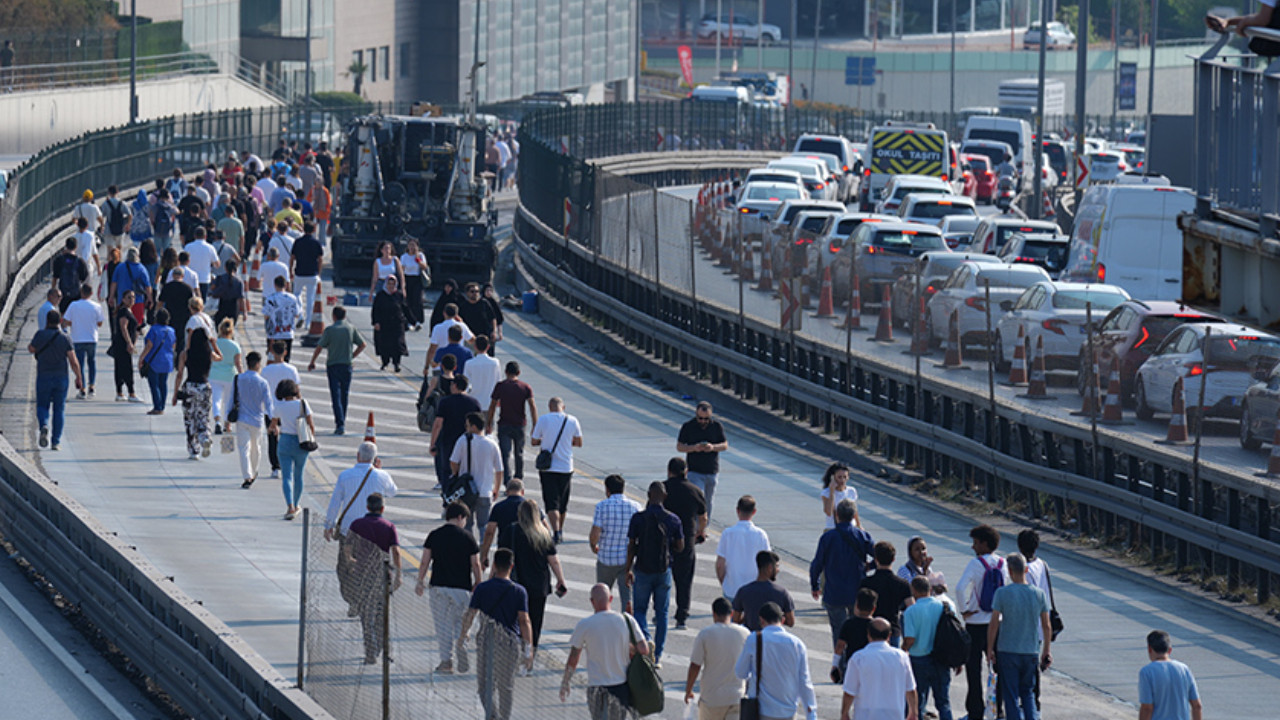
838, 266, 864, 331
814, 266, 835, 317
939, 309, 966, 368
1266, 409, 1280, 477
871, 285, 893, 342
1020, 336, 1050, 399
1100, 355, 1125, 424
756, 245, 774, 292
247, 244, 262, 292
1042, 190, 1056, 219
1007, 325, 1028, 385
908, 296, 930, 355
1072, 348, 1101, 417
1160, 376, 1190, 444
364, 411, 376, 444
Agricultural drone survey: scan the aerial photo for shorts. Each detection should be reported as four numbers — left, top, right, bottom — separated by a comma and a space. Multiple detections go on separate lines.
539, 471, 573, 513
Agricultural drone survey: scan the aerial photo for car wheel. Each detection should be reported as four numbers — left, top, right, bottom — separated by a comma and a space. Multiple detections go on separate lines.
994, 332, 1010, 373
1135, 378, 1154, 421
763, 32, 778, 44
1240, 402, 1263, 450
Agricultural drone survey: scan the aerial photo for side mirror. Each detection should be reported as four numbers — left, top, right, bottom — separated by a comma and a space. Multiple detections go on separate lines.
999, 300, 1014, 311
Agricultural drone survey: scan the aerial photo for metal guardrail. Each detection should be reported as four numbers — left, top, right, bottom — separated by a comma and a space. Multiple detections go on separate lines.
0, 51, 289, 103
1193, 29, 1280, 235
516, 134, 1279, 606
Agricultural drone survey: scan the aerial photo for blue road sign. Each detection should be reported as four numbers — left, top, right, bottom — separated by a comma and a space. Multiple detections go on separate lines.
845, 56, 876, 86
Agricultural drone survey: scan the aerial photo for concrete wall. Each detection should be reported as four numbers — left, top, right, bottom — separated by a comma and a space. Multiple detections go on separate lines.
334, 0, 399, 103
0, 74, 282, 155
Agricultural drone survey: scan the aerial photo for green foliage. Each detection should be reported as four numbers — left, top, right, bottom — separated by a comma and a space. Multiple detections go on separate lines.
313, 91, 372, 111
114, 19, 181, 59
0, 0, 117, 29
1057, 0, 1224, 44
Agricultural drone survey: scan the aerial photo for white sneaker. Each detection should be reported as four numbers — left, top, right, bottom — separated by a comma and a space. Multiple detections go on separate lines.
188, 453, 200, 461
270, 469, 280, 478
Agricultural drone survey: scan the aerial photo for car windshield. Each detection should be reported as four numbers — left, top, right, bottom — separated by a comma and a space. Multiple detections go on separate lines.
800, 216, 829, 232
1205, 335, 1280, 363
967, 129, 1021, 156
963, 146, 1006, 167
910, 202, 976, 220
1052, 290, 1126, 310
1043, 144, 1066, 169
746, 185, 801, 200
835, 219, 870, 235
894, 185, 947, 200
1091, 155, 1120, 166
995, 224, 1056, 247
873, 231, 945, 250
926, 256, 974, 275
1141, 316, 1224, 343
1011, 240, 1068, 269
978, 269, 1046, 288
750, 173, 798, 184
796, 139, 843, 159
770, 163, 821, 178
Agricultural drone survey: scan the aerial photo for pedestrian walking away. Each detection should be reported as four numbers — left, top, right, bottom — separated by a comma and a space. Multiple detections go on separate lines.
108, 289, 142, 402
450, 412, 504, 536
529, 396, 582, 544
840, 618, 918, 720
62, 283, 105, 398
902, 575, 953, 720
684, 597, 749, 720
676, 401, 728, 518
101, 185, 133, 250
958, 524, 1010, 720
347, 493, 402, 664
209, 318, 244, 435
461, 548, 533, 719
229, 352, 274, 486
261, 341, 300, 476
1138, 630, 1202, 720
431, 374, 482, 490
308, 306, 366, 435
1017, 529, 1053, 709
832, 588, 878, 684
172, 316, 221, 460
486, 360, 537, 484
734, 601, 818, 720
560, 583, 650, 720
425, 302, 475, 368
479, 479, 529, 568
138, 308, 176, 414
625, 481, 685, 666
663, 457, 708, 630
507, 498, 567, 663
326, 442, 399, 611
53, 237, 89, 316
290, 221, 324, 325
810, 499, 876, 647
416, 502, 483, 675
465, 336, 502, 409
715, 494, 771, 602
861, 541, 915, 647
987, 553, 1052, 720
269, 379, 315, 519
29, 310, 84, 451
589, 474, 641, 614
732, 550, 796, 633
821, 462, 862, 529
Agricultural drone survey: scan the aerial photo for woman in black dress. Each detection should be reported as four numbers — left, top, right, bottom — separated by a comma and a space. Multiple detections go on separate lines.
428, 277, 462, 332
109, 289, 141, 402
507, 498, 567, 664
481, 282, 504, 354
371, 274, 409, 372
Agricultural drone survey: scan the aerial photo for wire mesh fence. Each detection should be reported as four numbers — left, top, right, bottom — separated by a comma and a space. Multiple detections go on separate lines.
300, 511, 639, 720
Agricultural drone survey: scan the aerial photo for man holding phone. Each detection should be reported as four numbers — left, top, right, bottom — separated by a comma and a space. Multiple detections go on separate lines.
676, 401, 728, 517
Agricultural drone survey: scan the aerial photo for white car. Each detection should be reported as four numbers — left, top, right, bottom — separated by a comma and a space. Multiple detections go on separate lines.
1088, 151, 1127, 182
1023, 21, 1076, 49
929, 262, 1050, 350
938, 215, 980, 248
1136, 323, 1280, 425
790, 152, 850, 204
767, 158, 835, 201
875, 175, 952, 215
815, 212, 898, 286
898, 193, 978, 228
743, 168, 807, 200
733, 181, 806, 244
994, 281, 1130, 371
765, 199, 846, 254
696, 13, 783, 43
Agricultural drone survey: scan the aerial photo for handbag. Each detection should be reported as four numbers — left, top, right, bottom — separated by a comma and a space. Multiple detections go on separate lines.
441, 434, 479, 510
226, 373, 240, 423
296, 398, 318, 452
625, 612, 664, 716
1046, 565, 1065, 641
535, 416, 569, 471
739, 630, 762, 720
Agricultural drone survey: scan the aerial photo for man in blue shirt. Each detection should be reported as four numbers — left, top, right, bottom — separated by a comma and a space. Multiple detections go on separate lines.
433, 324, 474, 375
461, 548, 532, 720
987, 553, 1052, 720
37, 288, 60, 333
735, 601, 818, 720
1138, 630, 1202, 720
809, 499, 875, 649
902, 575, 952, 720
29, 309, 84, 451
230, 352, 275, 488
624, 481, 685, 667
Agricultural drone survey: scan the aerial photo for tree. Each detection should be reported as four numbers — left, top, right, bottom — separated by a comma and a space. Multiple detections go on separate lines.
346, 59, 367, 97
0, 0, 117, 30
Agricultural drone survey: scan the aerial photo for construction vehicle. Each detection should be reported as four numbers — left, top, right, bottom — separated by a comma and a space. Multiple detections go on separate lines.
329, 114, 497, 287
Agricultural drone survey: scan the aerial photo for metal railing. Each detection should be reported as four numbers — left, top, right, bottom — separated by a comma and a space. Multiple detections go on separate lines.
0, 51, 290, 103
1193, 28, 1280, 234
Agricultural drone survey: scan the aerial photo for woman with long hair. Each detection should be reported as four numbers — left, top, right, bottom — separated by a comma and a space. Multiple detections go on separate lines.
171, 315, 221, 458
109, 289, 141, 403
369, 240, 404, 296
508, 498, 567, 663
400, 238, 429, 331
209, 318, 244, 434
820, 462, 861, 529
157, 246, 179, 290
268, 379, 314, 520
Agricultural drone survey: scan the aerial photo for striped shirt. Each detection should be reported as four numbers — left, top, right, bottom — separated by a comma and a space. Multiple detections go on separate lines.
592, 493, 642, 566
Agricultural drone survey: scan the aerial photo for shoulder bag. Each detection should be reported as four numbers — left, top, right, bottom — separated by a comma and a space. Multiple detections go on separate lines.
442, 434, 479, 510
139, 336, 159, 380
334, 465, 376, 540
225, 373, 240, 423
739, 630, 763, 720
296, 398, 318, 452
535, 416, 569, 471
624, 612, 664, 716
1046, 565, 1064, 640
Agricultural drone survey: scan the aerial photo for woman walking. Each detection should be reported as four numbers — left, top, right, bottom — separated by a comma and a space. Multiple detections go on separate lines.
428, 278, 462, 331
210, 318, 244, 434
507, 498, 567, 665
400, 239, 429, 331
109, 289, 142, 403
369, 240, 404, 296
371, 274, 410, 372
481, 282, 504, 353
139, 308, 176, 415
820, 461, 861, 529
171, 318, 221, 459
269, 379, 314, 519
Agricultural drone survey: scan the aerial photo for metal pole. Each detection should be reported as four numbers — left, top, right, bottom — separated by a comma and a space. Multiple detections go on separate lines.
473, 0, 483, 116
305, 0, 313, 132
129, 0, 138, 124
688, 199, 699, 315
950, 0, 957, 132
653, 186, 663, 316
1088, 303, 1099, 471
985, 280, 995, 428
1145, 0, 1157, 153
381, 559, 391, 720
295, 508, 310, 688
758, 0, 765, 70
811, 0, 821, 103
1033, 0, 1048, 218
1074, 0, 1087, 196
1192, 327, 1210, 484
716, 0, 723, 78
788, 0, 796, 112
1111, 4, 1118, 140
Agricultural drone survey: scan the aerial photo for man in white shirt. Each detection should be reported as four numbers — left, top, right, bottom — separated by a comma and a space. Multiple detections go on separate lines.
62, 283, 105, 398
450, 412, 504, 537
262, 274, 301, 361
177, 251, 200, 291
956, 524, 1010, 720
425, 303, 475, 372
465, 335, 502, 408
72, 217, 100, 279
685, 597, 749, 719
324, 441, 399, 609
183, 227, 221, 299
735, 601, 817, 720
560, 583, 650, 716
715, 495, 772, 601
259, 340, 299, 475
529, 396, 583, 543
258, 246, 291, 297
267, 221, 294, 268
72, 189, 103, 234
841, 618, 919, 720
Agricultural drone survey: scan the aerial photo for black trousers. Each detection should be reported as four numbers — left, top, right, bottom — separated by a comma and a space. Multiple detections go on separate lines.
112, 350, 135, 395
268, 428, 280, 470
404, 274, 425, 326
525, 590, 547, 648
965, 622, 1002, 720
671, 547, 696, 623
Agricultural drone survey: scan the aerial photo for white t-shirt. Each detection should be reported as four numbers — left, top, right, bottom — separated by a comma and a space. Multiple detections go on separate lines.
716, 520, 772, 599
184, 240, 219, 283
464, 353, 502, 408
268, 233, 295, 268
72, 202, 102, 229
690, 622, 750, 707
256, 177, 277, 198
260, 361, 300, 397
186, 313, 215, 338
272, 398, 312, 435
430, 318, 474, 347
259, 260, 290, 295
449, 432, 503, 496
63, 299, 105, 343
530, 411, 582, 473
181, 266, 200, 291
568, 611, 644, 687
400, 252, 428, 277
263, 291, 301, 339
74, 230, 98, 267
821, 485, 859, 529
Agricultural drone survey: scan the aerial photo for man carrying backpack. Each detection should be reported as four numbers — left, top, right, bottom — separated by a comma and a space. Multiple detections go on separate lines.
624, 481, 685, 668
902, 575, 955, 720
53, 237, 89, 315
101, 185, 132, 251
957, 524, 1010, 720
151, 189, 178, 251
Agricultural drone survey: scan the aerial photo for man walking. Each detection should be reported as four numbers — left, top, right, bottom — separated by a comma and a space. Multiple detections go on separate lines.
184, 228, 220, 299
833, 588, 878, 684
466, 335, 502, 408
715, 495, 771, 602
325, 442, 400, 611
810, 499, 875, 647
53, 237, 89, 315
1139, 630, 1202, 720
560, 583, 650, 719
486, 360, 537, 483
590, 474, 641, 614
458, 282, 497, 341
431, 375, 482, 489
29, 309, 83, 451
308, 305, 366, 435
62, 283, 105, 398
451, 412, 504, 537
262, 275, 300, 361
530, 396, 582, 544
684, 597, 749, 720
101, 185, 132, 251
734, 601, 818, 720
625, 481, 684, 667
290, 220, 324, 327
732, 550, 796, 633
415, 502, 483, 675
1017, 529, 1053, 710
663, 457, 708, 631
676, 401, 728, 517
987, 553, 1052, 720
957, 524, 1008, 720
229, 352, 274, 488
347, 493, 402, 664
461, 548, 533, 720
861, 542, 915, 647
840, 618, 918, 720
480, 479, 529, 566
902, 575, 952, 720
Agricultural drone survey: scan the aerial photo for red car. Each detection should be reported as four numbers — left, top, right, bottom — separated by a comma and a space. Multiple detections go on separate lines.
964, 154, 997, 204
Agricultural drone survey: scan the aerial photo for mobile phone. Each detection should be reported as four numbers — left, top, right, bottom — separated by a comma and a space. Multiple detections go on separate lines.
555, 584, 568, 598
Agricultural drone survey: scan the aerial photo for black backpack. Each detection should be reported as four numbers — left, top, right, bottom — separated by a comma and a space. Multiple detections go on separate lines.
416, 377, 447, 432
58, 256, 84, 295
931, 603, 971, 669
153, 204, 174, 237
106, 198, 128, 235
634, 511, 670, 575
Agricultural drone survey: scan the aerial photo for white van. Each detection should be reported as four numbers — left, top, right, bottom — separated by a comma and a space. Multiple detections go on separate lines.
1061, 184, 1196, 301
964, 117, 1033, 190
690, 85, 751, 104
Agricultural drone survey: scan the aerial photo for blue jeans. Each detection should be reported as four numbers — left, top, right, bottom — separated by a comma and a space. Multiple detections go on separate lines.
326, 363, 351, 429
73, 342, 97, 387
147, 370, 168, 411
631, 568, 672, 659
998, 652, 1040, 720
686, 471, 718, 517
823, 603, 856, 649
911, 654, 954, 720
34, 374, 69, 444
277, 433, 308, 506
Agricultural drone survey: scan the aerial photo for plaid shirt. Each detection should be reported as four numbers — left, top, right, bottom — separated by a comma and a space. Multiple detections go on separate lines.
592, 493, 642, 566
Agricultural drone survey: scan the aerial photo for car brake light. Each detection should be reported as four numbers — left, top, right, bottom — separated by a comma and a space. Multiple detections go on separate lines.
829, 242, 841, 253
983, 171, 993, 178
1097, 263, 1106, 283
863, 169, 871, 177
843, 164, 850, 172
1185, 362, 1204, 376
867, 246, 879, 254
1015, 256, 1037, 264
903, 230, 918, 235
925, 284, 938, 295
1042, 318, 1067, 335
1239, 335, 1260, 340
1133, 326, 1150, 349
937, 200, 953, 206
965, 296, 986, 311
1173, 313, 1202, 318
815, 182, 825, 189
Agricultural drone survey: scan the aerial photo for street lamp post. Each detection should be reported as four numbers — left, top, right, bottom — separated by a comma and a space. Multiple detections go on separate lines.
129, 0, 138, 124
1033, 0, 1048, 217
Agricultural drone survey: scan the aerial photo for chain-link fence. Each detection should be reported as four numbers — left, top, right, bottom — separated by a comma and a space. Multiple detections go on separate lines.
300, 511, 638, 720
